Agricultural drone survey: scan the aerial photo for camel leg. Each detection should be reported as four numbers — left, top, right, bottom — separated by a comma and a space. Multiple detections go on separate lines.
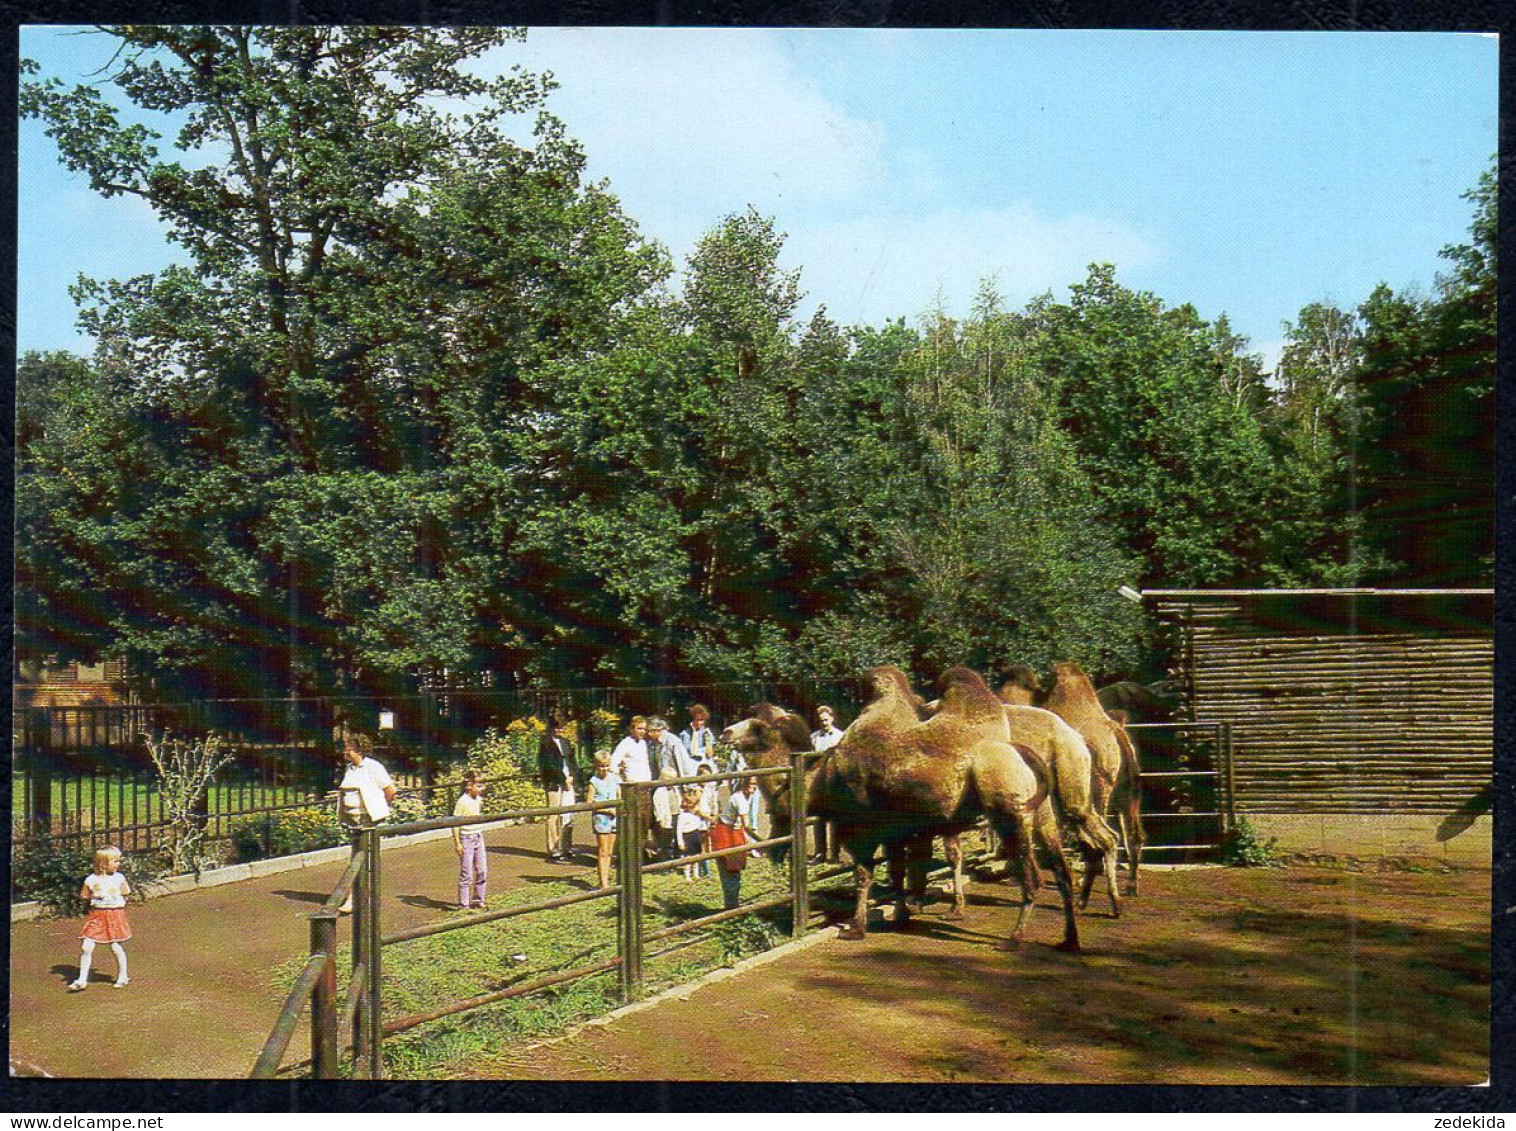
943, 833, 966, 920
838, 850, 876, 941
1121, 800, 1145, 897
1078, 844, 1100, 910
887, 846, 912, 926
995, 813, 1039, 951
1103, 841, 1123, 919
1035, 807, 1081, 952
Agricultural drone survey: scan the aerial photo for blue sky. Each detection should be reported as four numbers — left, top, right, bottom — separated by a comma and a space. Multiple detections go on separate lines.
19, 27, 1498, 368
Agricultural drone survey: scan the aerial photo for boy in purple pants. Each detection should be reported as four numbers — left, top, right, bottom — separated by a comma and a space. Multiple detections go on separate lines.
453, 771, 487, 909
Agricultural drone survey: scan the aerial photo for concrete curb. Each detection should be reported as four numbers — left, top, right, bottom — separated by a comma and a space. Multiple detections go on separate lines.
517, 924, 842, 1054
11, 818, 523, 919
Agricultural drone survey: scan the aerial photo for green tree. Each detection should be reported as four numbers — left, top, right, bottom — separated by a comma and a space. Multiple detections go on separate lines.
21, 27, 665, 697
1039, 264, 1281, 588
1352, 165, 1495, 585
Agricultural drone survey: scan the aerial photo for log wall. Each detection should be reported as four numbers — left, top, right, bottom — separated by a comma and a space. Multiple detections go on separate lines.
1150, 592, 1492, 814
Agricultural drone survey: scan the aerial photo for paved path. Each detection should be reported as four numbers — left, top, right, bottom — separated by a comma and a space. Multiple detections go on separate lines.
8, 820, 588, 1078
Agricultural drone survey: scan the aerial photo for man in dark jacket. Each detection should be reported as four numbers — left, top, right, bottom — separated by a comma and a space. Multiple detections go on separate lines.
537, 717, 583, 862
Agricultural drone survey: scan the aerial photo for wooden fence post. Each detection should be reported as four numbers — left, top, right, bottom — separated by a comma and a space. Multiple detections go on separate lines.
364, 824, 383, 1080
309, 910, 338, 1079
789, 754, 809, 939
350, 831, 368, 1071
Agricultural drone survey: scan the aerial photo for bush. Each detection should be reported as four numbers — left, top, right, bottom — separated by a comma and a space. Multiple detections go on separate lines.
1220, 816, 1282, 867
229, 805, 346, 862
13, 836, 102, 913
465, 728, 551, 812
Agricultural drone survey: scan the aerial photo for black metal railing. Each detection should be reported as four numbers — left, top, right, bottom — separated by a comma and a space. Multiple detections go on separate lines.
1125, 720, 1234, 857
13, 680, 868, 856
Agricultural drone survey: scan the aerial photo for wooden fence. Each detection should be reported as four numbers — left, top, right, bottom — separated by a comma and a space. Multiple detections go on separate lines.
1146, 589, 1493, 814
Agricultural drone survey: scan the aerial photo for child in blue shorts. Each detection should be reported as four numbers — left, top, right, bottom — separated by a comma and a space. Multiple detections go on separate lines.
588, 753, 621, 890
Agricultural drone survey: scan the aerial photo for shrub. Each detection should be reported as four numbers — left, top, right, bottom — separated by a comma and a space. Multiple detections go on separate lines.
229, 805, 346, 862
1220, 816, 1282, 867
13, 836, 101, 913
464, 728, 550, 812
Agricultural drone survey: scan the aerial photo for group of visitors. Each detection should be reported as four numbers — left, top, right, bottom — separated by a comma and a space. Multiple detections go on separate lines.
61, 702, 849, 992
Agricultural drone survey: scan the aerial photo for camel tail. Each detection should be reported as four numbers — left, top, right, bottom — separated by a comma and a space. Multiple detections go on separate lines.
1113, 722, 1146, 835
1074, 806, 1119, 854
1047, 728, 1119, 854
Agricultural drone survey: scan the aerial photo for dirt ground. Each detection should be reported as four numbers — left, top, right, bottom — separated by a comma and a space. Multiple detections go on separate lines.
8, 821, 585, 1078
484, 863, 1490, 1085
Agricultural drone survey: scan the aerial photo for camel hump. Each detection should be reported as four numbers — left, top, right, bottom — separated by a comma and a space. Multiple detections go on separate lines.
937, 666, 1004, 719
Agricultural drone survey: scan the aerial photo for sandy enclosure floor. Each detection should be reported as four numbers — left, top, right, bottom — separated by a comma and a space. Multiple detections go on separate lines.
484, 863, 1490, 1085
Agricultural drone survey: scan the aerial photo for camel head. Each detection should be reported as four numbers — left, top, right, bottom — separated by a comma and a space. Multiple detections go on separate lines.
719, 704, 811, 767
866, 665, 928, 712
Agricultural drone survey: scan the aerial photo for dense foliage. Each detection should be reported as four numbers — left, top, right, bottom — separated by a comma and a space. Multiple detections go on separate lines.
18, 27, 1494, 699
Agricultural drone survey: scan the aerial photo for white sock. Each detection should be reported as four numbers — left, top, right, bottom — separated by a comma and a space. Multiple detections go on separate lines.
110, 943, 128, 983
76, 939, 96, 984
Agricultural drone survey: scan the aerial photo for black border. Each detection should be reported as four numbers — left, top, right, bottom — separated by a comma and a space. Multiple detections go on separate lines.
2, 0, 1510, 1113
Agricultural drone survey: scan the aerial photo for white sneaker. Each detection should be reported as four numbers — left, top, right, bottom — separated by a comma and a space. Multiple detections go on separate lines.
67, 981, 86, 992
112, 977, 130, 988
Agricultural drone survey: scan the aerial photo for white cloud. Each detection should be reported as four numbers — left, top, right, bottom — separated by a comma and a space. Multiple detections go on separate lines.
499, 28, 887, 223
784, 202, 1164, 326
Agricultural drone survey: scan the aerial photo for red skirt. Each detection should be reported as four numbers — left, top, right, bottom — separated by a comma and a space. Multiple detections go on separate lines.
81, 908, 132, 943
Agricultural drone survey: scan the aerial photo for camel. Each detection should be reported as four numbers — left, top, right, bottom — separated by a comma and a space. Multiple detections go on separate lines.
821, 666, 1079, 950
1042, 660, 1145, 908
722, 701, 977, 923
1001, 702, 1121, 904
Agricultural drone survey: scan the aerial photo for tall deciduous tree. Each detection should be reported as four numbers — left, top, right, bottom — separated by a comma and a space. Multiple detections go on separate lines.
21, 26, 665, 697
1353, 165, 1495, 585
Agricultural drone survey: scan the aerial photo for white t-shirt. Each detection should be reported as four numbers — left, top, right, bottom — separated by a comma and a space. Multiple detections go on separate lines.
339, 756, 395, 822
611, 736, 651, 782
811, 725, 844, 751
84, 872, 128, 909
675, 809, 709, 836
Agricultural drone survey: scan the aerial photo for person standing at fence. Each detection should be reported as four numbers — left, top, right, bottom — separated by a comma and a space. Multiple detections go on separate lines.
588, 753, 621, 890
335, 731, 396, 915
647, 716, 695, 778
611, 716, 654, 857
680, 704, 717, 768
809, 705, 845, 863
537, 716, 583, 863
712, 776, 760, 910
68, 846, 131, 990
452, 771, 488, 910
675, 787, 710, 881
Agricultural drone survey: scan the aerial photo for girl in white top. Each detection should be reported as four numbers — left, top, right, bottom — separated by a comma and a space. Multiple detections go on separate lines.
674, 787, 711, 881
453, 770, 487, 910
69, 846, 131, 990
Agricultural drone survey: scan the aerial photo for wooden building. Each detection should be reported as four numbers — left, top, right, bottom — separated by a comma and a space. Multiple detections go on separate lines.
1140, 588, 1492, 858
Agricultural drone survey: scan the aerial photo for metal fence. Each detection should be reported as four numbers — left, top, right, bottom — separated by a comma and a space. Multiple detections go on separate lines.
12, 681, 868, 855
250, 758, 832, 1079
1126, 720, 1234, 860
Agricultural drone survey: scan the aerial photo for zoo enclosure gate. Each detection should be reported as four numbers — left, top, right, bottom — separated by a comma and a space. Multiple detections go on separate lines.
1125, 720, 1235, 861
250, 757, 834, 1079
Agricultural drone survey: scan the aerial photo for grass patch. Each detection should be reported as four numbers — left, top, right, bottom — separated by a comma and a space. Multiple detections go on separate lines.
274, 857, 806, 1078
